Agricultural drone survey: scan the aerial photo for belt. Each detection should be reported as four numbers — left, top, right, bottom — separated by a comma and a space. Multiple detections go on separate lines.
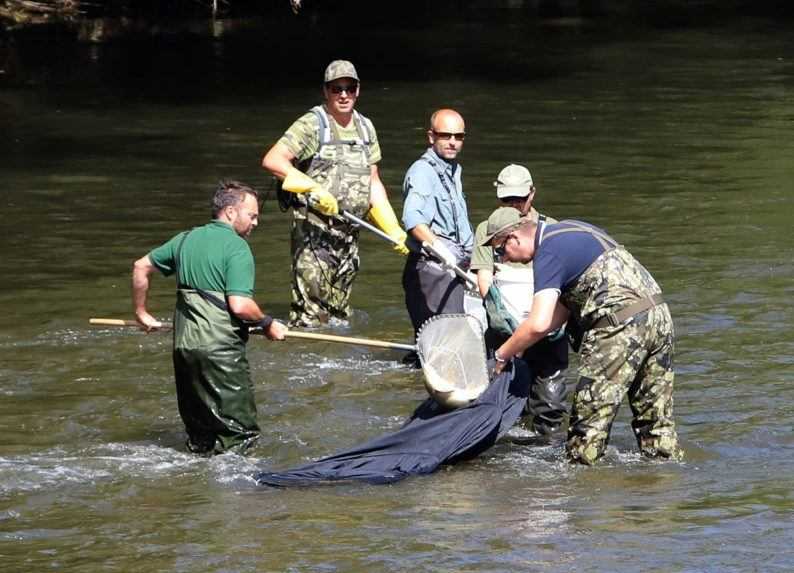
590, 293, 665, 329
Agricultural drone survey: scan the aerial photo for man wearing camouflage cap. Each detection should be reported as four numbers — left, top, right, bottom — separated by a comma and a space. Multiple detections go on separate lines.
263, 60, 408, 327
484, 212, 681, 465
470, 165, 569, 436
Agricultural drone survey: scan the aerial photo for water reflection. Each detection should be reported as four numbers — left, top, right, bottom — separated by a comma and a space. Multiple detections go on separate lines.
2, 12, 794, 573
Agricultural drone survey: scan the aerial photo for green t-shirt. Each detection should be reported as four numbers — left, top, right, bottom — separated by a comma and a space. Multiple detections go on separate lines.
278, 107, 382, 165
149, 220, 255, 297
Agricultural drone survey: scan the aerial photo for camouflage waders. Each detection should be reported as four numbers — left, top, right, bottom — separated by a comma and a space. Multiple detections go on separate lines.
289, 106, 371, 327
173, 289, 260, 454
556, 237, 680, 465
290, 220, 360, 326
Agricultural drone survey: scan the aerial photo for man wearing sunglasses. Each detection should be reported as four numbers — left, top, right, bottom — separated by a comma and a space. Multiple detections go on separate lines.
263, 60, 408, 327
401, 109, 473, 347
482, 212, 680, 465
470, 166, 569, 437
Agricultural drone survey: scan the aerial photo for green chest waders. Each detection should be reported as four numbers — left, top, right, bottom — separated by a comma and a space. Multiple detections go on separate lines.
172, 289, 260, 454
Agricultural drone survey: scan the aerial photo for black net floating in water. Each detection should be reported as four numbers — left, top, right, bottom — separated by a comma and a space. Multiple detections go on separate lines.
255, 359, 531, 487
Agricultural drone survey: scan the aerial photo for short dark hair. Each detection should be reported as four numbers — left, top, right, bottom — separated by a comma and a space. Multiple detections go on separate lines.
212, 180, 258, 217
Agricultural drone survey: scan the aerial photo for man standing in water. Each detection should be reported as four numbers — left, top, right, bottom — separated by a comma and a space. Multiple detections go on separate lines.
132, 181, 287, 455
471, 165, 569, 436
262, 59, 408, 327
485, 213, 680, 464
401, 109, 473, 340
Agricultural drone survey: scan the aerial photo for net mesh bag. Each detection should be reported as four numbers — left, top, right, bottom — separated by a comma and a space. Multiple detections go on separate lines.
416, 314, 491, 409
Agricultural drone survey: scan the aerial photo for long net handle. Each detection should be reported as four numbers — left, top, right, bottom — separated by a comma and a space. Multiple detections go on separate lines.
286, 330, 415, 352
89, 318, 413, 352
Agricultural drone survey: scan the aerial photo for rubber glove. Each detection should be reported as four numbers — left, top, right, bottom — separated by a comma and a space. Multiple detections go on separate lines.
308, 188, 339, 217
282, 166, 321, 194
423, 239, 458, 273
282, 167, 339, 217
368, 201, 409, 256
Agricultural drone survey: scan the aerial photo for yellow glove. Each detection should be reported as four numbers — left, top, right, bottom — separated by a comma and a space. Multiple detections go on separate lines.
283, 167, 338, 217
368, 201, 409, 256
282, 166, 320, 194
308, 188, 339, 217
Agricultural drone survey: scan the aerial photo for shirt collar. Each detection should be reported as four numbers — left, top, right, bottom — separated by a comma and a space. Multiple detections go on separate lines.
211, 219, 236, 232
424, 147, 458, 176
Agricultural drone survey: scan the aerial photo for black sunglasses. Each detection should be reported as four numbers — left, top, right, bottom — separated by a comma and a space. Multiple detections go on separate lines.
432, 131, 466, 141
328, 83, 358, 95
493, 234, 514, 257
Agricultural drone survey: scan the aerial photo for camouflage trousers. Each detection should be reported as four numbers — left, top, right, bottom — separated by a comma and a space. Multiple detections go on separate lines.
289, 220, 360, 327
566, 303, 681, 465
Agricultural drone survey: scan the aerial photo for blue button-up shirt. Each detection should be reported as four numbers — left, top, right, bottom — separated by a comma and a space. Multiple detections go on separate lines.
401, 148, 474, 251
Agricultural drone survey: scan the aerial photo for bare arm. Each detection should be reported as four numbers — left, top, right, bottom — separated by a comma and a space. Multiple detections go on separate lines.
494, 290, 568, 372
368, 164, 388, 207
408, 223, 437, 244
262, 142, 297, 179
228, 295, 287, 340
132, 255, 163, 330
476, 269, 494, 298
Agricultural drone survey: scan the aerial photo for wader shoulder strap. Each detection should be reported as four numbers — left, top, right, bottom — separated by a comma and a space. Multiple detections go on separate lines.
542, 221, 618, 252
352, 110, 371, 146
311, 105, 334, 146
590, 293, 665, 329
174, 228, 230, 312
311, 106, 371, 150
420, 156, 461, 244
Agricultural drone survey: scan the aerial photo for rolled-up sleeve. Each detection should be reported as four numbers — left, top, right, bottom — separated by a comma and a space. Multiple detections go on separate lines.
401, 163, 436, 231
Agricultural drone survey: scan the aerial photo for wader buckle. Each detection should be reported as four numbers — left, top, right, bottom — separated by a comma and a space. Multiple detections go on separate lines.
590, 293, 665, 330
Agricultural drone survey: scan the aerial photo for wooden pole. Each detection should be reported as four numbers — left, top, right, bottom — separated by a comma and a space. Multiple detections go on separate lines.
88, 319, 413, 352
285, 330, 414, 352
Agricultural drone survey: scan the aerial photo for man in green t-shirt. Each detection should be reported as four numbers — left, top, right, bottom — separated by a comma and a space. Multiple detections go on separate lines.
262, 59, 408, 327
470, 165, 569, 436
132, 181, 287, 455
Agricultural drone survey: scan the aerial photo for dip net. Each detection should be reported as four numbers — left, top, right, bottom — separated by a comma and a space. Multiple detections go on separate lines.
416, 314, 491, 409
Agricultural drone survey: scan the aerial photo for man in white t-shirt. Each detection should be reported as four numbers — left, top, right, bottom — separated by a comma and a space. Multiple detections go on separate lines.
470, 165, 569, 436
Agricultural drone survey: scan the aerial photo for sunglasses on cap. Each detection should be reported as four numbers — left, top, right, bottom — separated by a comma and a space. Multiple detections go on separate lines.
327, 83, 358, 95
432, 130, 466, 141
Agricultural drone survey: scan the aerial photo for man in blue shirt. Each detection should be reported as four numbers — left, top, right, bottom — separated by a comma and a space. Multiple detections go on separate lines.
401, 109, 473, 340
484, 211, 681, 465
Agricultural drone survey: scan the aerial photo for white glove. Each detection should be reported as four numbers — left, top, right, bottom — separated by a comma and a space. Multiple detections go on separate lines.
423, 239, 458, 273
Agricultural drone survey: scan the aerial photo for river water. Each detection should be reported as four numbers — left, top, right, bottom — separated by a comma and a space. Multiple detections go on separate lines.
1, 10, 794, 572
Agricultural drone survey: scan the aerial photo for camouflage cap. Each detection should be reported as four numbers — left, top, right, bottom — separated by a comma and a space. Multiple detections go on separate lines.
324, 60, 359, 83
494, 164, 533, 199
480, 207, 526, 246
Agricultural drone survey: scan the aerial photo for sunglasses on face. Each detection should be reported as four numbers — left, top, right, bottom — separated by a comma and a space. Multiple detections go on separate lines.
328, 83, 358, 95
493, 234, 514, 257
432, 130, 466, 141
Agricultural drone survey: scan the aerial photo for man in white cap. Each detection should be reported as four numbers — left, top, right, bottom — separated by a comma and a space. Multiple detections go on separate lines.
262, 60, 408, 327
470, 165, 569, 436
